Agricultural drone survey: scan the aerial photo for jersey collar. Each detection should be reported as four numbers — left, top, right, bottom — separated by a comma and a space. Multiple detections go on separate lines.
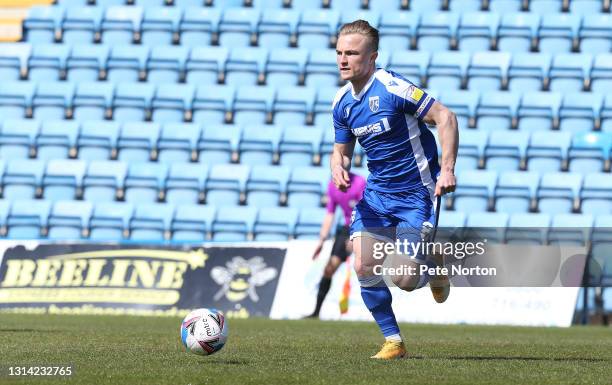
350, 69, 379, 101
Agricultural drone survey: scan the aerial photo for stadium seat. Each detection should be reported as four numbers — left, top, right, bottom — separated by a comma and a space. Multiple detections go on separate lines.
36, 120, 79, 162
157, 123, 201, 164
517, 92, 562, 132
296, 9, 339, 50
101, 6, 143, 45
452, 169, 497, 212
466, 51, 510, 92
455, 129, 486, 172
233, 86, 275, 126
526, 130, 571, 172
205, 164, 249, 206
212, 205, 258, 242
97, 0, 128, 6
117, 121, 160, 162
580, 172, 612, 216
378, 12, 418, 52
0, 119, 39, 160
66, 44, 109, 83
536, 172, 582, 214
6, 200, 51, 239
0, 81, 34, 120
0, 198, 8, 236
165, 162, 208, 205
319, 122, 335, 166
603, 94, 612, 133
124, 162, 168, 203
439, 90, 478, 129
61, 6, 102, 45
569, 132, 612, 174
579, 14, 611, 55
265, 48, 308, 87
457, 12, 499, 53
294, 207, 327, 239
77, 121, 120, 161
218, 8, 260, 48
497, 13, 540, 53
254, 206, 298, 241
146, 46, 189, 85
192, 85, 234, 125
171, 204, 215, 241
537, 13, 581, 54
549, 53, 592, 93
494, 170, 539, 214
151, 83, 195, 123
185, 46, 228, 86
505, 212, 550, 245
273, 86, 315, 126
529, 0, 564, 12
570, 0, 605, 13
367, 0, 405, 11
42, 159, 86, 202
33, 81, 73, 121
107, 45, 149, 84
287, 166, 329, 208
83, 160, 127, 203
313, 86, 336, 128
27, 44, 69, 82
279, 126, 323, 167
179, 7, 220, 47
339, 9, 381, 30
2, 159, 44, 200
387, 51, 429, 87
560, 92, 602, 134
73, 81, 114, 122
328, 0, 364, 8
89, 201, 133, 241
484, 130, 529, 172
507, 52, 551, 92
590, 54, 612, 94
48, 200, 92, 240
548, 213, 592, 246
475, 91, 520, 131
426, 51, 469, 91
129, 203, 173, 241
141, 7, 181, 47
466, 212, 508, 243
112, 82, 154, 122
305, 49, 339, 88
0, 43, 30, 81
23, 6, 64, 44
239, 124, 282, 165
225, 47, 268, 87
452, 0, 485, 11
197, 123, 241, 165
257, 9, 299, 49
416, 12, 459, 52
489, 0, 523, 12
246, 165, 290, 208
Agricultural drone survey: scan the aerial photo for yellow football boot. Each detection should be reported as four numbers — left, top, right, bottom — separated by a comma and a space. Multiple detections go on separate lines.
370, 341, 407, 359
428, 253, 450, 303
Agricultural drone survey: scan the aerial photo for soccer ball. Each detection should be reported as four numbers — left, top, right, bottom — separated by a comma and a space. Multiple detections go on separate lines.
180, 308, 228, 356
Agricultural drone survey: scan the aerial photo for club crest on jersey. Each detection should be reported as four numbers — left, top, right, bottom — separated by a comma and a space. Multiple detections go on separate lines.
368, 96, 379, 112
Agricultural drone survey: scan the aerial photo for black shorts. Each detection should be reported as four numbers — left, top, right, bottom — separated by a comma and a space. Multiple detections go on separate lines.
331, 226, 350, 262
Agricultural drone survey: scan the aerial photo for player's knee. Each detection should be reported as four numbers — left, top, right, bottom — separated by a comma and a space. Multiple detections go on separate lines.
323, 262, 336, 277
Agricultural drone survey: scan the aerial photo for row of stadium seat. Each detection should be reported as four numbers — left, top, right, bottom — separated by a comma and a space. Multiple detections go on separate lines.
24, 6, 612, 54
3, 44, 612, 92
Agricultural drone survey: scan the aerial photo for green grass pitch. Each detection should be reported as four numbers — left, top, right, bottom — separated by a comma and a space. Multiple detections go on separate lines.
0, 314, 610, 385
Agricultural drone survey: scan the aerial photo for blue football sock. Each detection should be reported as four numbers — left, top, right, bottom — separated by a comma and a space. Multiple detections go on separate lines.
359, 276, 400, 338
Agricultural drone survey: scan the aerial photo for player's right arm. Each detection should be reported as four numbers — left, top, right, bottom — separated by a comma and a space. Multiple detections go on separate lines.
331, 141, 355, 192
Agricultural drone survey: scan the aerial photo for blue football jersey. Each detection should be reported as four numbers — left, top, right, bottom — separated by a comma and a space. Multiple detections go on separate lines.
333, 68, 439, 194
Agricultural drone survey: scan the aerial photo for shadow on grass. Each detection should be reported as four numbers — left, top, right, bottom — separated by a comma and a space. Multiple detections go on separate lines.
203, 359, 250, 365
408, 356, 609, 363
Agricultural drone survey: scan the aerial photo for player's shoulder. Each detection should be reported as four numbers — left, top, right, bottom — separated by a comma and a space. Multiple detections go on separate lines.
373, 68, 415, 93
331, 82, 352, 110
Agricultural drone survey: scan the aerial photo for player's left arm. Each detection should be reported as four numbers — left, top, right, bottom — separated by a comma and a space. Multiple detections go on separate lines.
422, 101, 458, 196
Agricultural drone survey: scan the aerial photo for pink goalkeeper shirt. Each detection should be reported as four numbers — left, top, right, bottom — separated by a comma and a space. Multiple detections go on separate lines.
326, 173, 367, 227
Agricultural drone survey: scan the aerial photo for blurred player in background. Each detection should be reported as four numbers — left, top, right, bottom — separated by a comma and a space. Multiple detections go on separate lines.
331, 20, 458, 359
306, 172, 366, 319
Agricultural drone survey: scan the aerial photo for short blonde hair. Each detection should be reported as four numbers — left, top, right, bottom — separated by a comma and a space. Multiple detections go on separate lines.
338, 19, 379, 52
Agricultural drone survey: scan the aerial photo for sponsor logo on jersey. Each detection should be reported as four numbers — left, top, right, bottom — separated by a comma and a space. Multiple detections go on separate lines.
407, 85, 424, 103
351, 117, 391, 137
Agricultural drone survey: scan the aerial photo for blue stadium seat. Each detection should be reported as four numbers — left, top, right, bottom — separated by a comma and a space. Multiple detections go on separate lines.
549, 53, 592, 93
152, 83, 195, 123
0, 43, 30, 81
233, 86, 275, 126
7, 200, 51, 239
439, 90, 478, 129
252, 0, 286, 7
537, 13, 580, 54
569, 132, 612, 174
290, 0, 323, 10
141, 7, 181, 46
570, 0, 605, 13
579, 14, 611, 55
313, 86, 336, 128
77, 121, 119, 161
388, 50, 429, 87
107, 45, 149, 83
526, 130, 570, 172
265, 48, 308, 87
368, 0, 405, 11
536, 172, 582, 214
453, 169, 497, 212
73, 81, 114, 121
254, 207, 298, 241
590, 54, 612, 94
467, 51, 510, 92
27, 43, 69, 82
218, 8, 260, 47
246, 165, 290, 208
339, 9, 381, 30
273, 86, 315, 126
171, 204, 214, 242
129, 203, 173, 241
438, 211, 466, 230
192, 85, 234, 125
146, 46, 189, 85
581, 172, 612, 215
61, 6, 102, 45
378, 12, 418, 52
2, 159, 44, 200
118, 122, 160, 162
0, 81, 34, 119
239, 124, 282, 165
112, 82, 154, 122
97, 0, 128, 6
517, 91, 561, 132
124, 161, 168, 203
498, 13, 540, 53
296, 9, 338, 49
212, 206, 257, 242
157, 123, 201, 164
489, 0, 522, 12
185, 46, 228, 85
179, 7, 220, 47
494, 170, 539, 214
506, 212, 550, 245
101, 6, 143, 45
466, 212, 508, 243
0, 198, 9, 236
287, 166, 329, 208
329, 0, 364, 8
603, 94, 612, 133
475, 91, 520, 131
198, 123, 241, 165
225, 47, 268, 87
548, 213, 592, 246
319, 122, 335, 166
450, 0, 484, 11
427, 51, 469, 91
410, 0, 443, 12
529, 0, 563, 12
416, 12, 459, 52
279, 126, 323, 167
484, 130, 529, 172
165, 162, 208, 205
0, 119, 39, 160
48, 200, 92, 240
206, 164, 249, 206
455, 129, 486, 172
560, 92, 602, 134
42, 159, 86, 202
305, 49, 339, 88
83, 160, 126, 203
33, 81, 73, 121
294, 207, 327, 239
23, 6, 64, 44
257, 9, 299, 49
89, 201, 133, 241
458, 12, 499, 53
507, 52, 551, 92
36, 120, 79, 162
66, 44, 109, 83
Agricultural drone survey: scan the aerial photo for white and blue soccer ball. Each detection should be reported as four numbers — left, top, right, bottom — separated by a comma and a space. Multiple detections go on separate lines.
180, 308, 228, 356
